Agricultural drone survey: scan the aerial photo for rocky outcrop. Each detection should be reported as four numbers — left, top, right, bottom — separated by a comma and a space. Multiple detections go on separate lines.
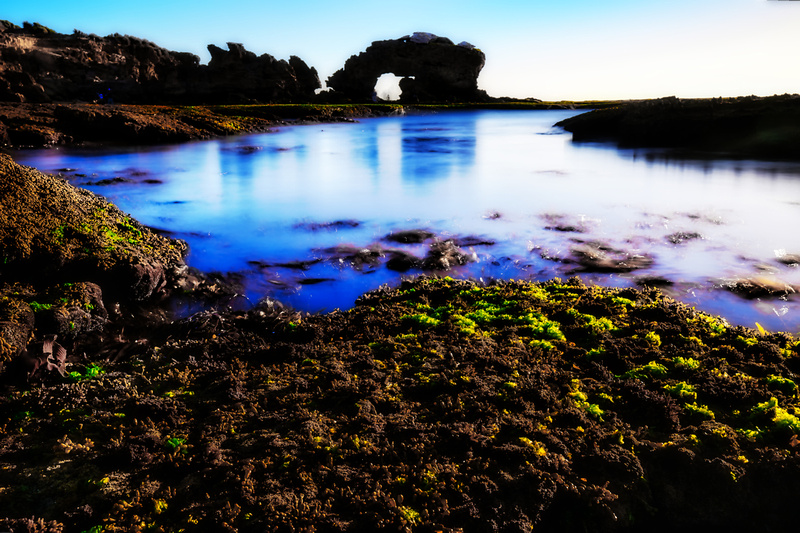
200, 42, 321, 103
0, 151, 194, 365
327, 32, 488, 102
0, 21, 320, 104
557, 94, 800, 159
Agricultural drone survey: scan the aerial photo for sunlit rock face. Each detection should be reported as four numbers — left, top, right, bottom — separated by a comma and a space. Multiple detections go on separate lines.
327, 32, 488, 103
0, 21, 320, 103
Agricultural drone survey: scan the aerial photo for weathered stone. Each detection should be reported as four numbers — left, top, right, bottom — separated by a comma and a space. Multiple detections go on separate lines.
327, 33, 487, 102
0, 153, 187, 302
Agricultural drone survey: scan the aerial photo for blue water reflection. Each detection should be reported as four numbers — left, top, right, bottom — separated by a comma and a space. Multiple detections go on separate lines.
12, 110, 800, 332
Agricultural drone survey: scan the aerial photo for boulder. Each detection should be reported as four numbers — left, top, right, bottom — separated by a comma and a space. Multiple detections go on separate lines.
0, 153, 187, 302
327, 33, 488, 102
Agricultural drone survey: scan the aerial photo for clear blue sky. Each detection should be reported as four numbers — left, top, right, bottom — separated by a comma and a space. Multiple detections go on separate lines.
4, 0, 799, 100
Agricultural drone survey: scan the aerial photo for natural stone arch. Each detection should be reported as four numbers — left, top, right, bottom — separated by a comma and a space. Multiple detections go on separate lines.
327, 33, 487, 103
373, 73, 405, 101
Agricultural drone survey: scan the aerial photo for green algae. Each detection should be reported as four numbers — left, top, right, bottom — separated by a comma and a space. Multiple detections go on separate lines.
3, 276, 800, 531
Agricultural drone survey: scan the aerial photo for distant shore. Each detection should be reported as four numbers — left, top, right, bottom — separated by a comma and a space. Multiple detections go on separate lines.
557, 93, 800, 160
0, 101, 620, 150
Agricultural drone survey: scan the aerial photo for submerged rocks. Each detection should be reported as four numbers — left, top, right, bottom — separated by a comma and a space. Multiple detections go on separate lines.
327, 32, 488, 102
567, 241, 653, 273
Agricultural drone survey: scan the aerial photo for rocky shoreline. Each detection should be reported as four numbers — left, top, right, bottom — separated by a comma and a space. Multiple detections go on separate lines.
3, 17, 800, 532
1, 133, 800, 532
0, 103, 409, 148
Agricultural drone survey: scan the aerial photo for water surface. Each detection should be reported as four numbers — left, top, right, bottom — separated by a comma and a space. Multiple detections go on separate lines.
14, 110, 800, 332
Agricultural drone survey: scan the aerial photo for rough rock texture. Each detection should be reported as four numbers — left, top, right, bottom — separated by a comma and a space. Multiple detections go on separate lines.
0, 153, 188, 363
2, 277, 800, 531
557, 94, 800, 160
0, 154, 186, 294
0, 21, 320, 104
327, 32, 488, 102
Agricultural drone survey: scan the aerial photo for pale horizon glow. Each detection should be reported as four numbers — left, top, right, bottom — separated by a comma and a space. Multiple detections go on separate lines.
3, 0, 799, 100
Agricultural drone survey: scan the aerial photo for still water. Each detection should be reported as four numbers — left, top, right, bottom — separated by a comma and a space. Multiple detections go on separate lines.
13, 110, 800, 331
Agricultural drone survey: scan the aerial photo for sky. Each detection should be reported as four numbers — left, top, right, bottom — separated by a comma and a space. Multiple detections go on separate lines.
3, 0, 800, 100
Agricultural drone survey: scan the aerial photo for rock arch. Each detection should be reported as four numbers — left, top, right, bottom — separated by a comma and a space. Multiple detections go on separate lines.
327, 33, 487, 103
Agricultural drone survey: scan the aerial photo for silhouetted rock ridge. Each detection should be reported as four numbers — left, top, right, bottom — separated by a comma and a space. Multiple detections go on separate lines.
0, 21, 320, 104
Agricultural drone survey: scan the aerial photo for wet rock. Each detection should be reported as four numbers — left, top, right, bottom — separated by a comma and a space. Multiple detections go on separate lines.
776, 253, 800, 267
322, 244, 385, 270
94, 177, 132, 186
386, 250, 422, 272
422, 240, 474, 271
274, 259, 323, 271
297, 278, 334, 286
568, 241, 653, 273
722, 277, 797, 299
667, 231, 703, 245
385, 229, 435, 244
542, 214, 590, 233
452, 235, 496, 247
294, 220, 361, 231
635, 276, 675, 288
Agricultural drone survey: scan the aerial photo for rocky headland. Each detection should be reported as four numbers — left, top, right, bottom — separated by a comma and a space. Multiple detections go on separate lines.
557, 94, 800, 160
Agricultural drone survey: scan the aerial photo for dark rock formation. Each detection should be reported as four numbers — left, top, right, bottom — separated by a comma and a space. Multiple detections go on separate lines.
557, 94, 800, 160
201, 42, 321, 103
327, 32, 488, 102
0, 22, 320, 104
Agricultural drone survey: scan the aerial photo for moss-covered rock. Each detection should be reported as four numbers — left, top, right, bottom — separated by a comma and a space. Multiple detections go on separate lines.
0, 153, 186, 301
2, 277, 799, 532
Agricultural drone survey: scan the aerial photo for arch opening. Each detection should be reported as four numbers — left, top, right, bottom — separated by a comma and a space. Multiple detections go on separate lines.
373, 73, 413, 101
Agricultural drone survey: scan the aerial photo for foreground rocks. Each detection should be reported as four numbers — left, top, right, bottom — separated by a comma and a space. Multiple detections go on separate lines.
0, 153, 188, 365
557, 94, 800, 160
1, 276, 800, 532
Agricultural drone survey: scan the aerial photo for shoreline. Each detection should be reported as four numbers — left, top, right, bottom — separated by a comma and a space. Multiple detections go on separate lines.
2, 102, 800, 531
0, 101, 619, 150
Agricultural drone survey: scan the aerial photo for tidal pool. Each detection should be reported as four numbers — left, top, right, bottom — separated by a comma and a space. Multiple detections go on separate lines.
13, 110, 800, 332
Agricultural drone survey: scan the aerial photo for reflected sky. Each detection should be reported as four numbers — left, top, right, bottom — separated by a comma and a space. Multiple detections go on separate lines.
13, 110, 800, 331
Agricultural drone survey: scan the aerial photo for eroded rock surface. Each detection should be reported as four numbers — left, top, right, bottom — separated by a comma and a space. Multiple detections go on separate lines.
0, 153, 188, 367
327, 32, 488, 102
